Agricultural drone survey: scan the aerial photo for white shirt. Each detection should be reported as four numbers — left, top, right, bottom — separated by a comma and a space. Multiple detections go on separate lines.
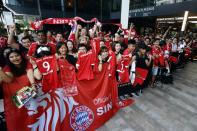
171, 43, 178, 52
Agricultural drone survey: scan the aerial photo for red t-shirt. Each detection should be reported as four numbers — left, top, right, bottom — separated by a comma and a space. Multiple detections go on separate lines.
35, 55, 59, 92
27, 42, 56, 57
76, 50, 95, 80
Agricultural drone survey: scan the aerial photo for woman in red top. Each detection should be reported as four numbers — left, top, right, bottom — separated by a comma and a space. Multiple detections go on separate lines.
0, 49, 35, 131
66, 40, 78, 66
56, 42, 78, 96
98, 46, 111, 72
112, 42, 130, 83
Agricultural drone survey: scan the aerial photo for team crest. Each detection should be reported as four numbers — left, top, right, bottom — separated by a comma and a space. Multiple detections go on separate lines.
70, 106, 94, 130
33, 21, 43, 29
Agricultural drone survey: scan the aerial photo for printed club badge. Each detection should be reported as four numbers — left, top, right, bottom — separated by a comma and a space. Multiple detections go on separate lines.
70, 106, 94, 130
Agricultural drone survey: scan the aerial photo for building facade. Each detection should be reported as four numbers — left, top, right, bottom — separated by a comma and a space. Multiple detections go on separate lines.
2, 0, 112, 21
3, 0, 196, 20
2, 0, 197, 32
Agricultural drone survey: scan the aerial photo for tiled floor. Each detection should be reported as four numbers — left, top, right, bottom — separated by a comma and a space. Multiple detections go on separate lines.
97, 62, 197, 131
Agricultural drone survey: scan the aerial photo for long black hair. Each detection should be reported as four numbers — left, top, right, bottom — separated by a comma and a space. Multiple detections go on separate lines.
6, 49, 27, 77
56, 41, 67, 55
112, 42, 122, 54
99, 46, 109, 63
66, 40, 77, 53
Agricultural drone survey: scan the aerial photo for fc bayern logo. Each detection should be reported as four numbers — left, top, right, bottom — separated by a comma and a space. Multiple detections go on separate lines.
70, 106, 94, 130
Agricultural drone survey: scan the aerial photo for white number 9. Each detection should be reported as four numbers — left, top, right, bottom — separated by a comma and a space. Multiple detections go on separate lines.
43, 61, 50, 72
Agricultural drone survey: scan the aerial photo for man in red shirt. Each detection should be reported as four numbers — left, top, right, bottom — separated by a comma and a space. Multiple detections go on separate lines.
27, 30, 56, 57
76, 44, 95, 80
116, 39, 136, 84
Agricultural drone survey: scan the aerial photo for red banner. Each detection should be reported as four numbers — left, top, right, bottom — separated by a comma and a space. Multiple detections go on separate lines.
74, 17, 98, 23
30, 17, 98, 30
4, 59, 134, 131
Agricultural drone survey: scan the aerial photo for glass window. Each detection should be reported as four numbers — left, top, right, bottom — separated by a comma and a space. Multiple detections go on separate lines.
65, 0, 74, 12
111, 0, 121, 12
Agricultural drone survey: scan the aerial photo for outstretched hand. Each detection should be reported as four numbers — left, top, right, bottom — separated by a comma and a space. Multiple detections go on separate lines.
9, 25, 16, 33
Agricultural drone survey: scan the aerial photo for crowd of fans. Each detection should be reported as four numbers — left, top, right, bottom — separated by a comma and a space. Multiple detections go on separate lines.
0, 21, 197, 130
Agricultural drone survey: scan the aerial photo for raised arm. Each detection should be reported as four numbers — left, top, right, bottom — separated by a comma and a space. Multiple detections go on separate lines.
162, 26, 171, 39
29, 57, 42, 80
7, 25, 20, 49
75, 24, 82, 44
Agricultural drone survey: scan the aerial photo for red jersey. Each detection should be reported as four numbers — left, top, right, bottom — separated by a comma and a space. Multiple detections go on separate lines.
116, 60, 130, 83
35, 55, 59, 92
116, 52, 130, 83
123, 49, 132, 68
108, 50, 116, 77
91, 38, 100, 55
76, 50, 95, 80
58, 58, 78, 96
151, 46, 164, 67
27, 42, 56, 57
